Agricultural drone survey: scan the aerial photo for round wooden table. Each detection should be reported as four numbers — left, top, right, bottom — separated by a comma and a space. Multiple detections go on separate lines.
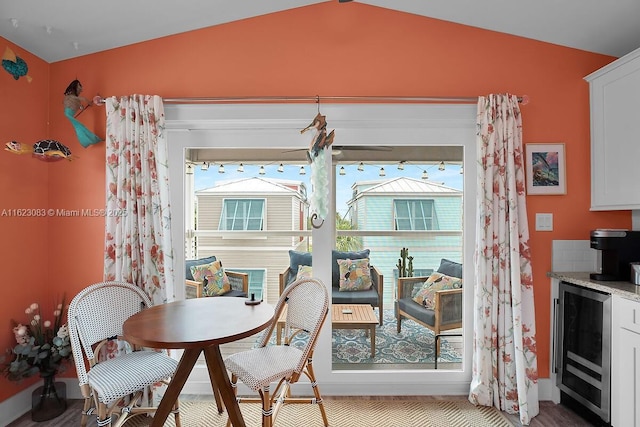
123, 297, 274, 427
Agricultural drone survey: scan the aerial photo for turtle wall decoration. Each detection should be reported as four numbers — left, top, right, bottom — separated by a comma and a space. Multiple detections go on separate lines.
5, 140, 74, 161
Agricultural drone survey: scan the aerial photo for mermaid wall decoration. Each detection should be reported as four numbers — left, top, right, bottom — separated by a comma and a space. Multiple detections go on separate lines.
63, 79, 103, 147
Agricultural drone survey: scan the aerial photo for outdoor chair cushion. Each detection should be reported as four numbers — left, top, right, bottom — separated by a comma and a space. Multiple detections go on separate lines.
436, 258, 462, 278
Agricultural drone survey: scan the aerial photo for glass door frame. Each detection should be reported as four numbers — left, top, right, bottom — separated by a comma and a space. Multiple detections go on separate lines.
166, 102, 477, 396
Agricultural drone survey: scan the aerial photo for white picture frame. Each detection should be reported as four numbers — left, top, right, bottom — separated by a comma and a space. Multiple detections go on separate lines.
525, 143, 566, 195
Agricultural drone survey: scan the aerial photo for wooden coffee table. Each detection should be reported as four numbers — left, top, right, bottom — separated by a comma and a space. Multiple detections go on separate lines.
276, 303, 378, 357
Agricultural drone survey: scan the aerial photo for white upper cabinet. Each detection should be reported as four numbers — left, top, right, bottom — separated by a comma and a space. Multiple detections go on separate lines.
585, 47, 640, 210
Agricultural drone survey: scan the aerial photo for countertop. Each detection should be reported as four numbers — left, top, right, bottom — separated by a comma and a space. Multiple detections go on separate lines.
548, 272, 640, 302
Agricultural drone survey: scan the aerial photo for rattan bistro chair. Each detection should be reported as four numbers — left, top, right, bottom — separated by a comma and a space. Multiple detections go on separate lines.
68, 281, 181, 427
224, 277, 330, 427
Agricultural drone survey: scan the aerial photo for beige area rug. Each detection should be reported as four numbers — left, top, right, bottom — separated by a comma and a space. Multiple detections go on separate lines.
124, 399, 514, 427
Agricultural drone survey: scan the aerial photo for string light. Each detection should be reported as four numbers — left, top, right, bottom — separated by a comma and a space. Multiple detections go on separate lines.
397, 161, 405, 170
438, 161, 445, 171
422, 170, 428, 180
459, 166, 464, 174
259, 165, 266, 175
379, 167, 386, 177
339, 166, 346, 176
186, 164, 193, 175
237, 163, 244, 172
201, 162, 209, 171
299, 166, 306, 175
218, 164, 225, 173
357, 162, 364, 171
277, 163, 284, 173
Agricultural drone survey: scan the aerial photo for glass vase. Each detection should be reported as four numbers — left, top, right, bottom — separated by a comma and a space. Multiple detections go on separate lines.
31, 372, 67, 422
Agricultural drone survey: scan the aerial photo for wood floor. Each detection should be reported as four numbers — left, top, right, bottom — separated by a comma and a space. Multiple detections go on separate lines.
7, 395, 596, 427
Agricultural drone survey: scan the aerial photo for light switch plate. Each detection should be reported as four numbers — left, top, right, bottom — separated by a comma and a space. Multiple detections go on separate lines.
536, 213, 553, 231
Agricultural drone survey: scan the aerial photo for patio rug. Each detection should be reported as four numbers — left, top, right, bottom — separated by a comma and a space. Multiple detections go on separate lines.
261, 309, 462, 365
124, 398, 514, 426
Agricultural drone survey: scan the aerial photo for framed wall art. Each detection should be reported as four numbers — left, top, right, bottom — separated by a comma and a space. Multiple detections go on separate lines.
525, 143, 566, 195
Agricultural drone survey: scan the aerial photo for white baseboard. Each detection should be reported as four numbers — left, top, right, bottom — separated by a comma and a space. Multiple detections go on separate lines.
183, 377, 556, 400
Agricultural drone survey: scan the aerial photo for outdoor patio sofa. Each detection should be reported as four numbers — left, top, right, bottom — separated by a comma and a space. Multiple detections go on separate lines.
279, 249, 384, 325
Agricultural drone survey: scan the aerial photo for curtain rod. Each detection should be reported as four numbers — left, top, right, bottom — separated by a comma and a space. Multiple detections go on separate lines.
162, 95, 530, 105
95, 94, 529, 105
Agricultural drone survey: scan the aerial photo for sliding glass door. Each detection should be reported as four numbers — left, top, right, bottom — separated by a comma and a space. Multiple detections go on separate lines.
167, 103, 476, 395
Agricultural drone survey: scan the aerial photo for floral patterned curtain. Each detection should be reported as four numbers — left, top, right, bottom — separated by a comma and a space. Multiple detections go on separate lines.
103, 95, 174, 306
469, 94, 539, 425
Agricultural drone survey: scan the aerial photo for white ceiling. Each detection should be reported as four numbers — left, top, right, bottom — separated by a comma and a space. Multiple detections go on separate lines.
1, 0, 639, 63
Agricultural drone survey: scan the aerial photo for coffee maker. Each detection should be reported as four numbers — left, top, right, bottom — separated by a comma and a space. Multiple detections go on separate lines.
590, 229, 640, 281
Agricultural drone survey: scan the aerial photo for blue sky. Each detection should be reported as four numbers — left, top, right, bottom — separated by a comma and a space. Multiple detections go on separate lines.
194, 162, 463, 216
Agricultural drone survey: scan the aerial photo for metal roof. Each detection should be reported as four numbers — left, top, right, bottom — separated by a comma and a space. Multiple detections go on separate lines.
196, 177, 305, 196
354, 176, 462, 196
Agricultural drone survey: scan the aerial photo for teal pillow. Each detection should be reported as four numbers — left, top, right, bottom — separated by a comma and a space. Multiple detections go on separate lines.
288, 250, 312, 284
185, 256, 217, 281
437, 258, 462, 279
331, 249, 370, 288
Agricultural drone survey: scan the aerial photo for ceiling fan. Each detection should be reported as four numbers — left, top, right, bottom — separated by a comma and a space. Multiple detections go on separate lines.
283, 145, 392, 155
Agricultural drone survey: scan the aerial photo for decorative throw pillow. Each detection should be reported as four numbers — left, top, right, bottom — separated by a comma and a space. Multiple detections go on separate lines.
337, 258, 372, 291
412, 272, 462, 309
190, 260, 230, 296
185, 255, 217, 281
296, 265, 313, 280
331, 249, 371, 288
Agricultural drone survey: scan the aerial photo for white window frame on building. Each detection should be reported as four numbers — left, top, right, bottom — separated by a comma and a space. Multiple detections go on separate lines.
393, 199, 437, 230
219, 198, 265, 231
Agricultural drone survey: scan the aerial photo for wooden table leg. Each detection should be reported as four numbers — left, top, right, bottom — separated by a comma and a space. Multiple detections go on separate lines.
370, 325, 376, 358
204, 345, 246, 427
151, 348, 201, 427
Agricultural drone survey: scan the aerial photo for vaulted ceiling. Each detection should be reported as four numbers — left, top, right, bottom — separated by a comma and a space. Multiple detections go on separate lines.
1, 0, 639, 63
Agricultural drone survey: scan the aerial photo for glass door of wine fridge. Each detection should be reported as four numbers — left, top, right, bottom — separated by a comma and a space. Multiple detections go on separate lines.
556, 281, 611, 422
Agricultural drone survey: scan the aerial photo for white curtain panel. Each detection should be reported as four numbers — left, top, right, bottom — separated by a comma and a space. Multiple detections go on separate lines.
469, 94, 539, 426
103, 95, 175, 305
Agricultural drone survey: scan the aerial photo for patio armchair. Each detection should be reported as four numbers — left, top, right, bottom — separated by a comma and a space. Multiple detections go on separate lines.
185, 255, 249, 298
396, 258, 463, 353
279, 249, 384, 325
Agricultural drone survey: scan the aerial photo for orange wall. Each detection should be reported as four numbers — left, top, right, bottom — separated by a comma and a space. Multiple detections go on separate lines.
1, 2, 632, 402
0, 40, 53, 400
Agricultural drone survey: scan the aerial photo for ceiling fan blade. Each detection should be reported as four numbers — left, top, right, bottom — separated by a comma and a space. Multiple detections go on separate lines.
333, 145, 393, 151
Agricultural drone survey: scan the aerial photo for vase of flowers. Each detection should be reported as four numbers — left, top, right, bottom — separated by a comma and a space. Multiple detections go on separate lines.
2, 297, 72, 421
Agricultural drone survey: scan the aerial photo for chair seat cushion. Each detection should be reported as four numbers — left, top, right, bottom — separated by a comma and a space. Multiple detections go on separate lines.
87, 350, 178, 405
331, 287, 379, 306
225, 345, 303, 391
397, 297, 435, 326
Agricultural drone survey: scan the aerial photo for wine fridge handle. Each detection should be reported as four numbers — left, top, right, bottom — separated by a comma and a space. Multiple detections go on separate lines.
552, 297, 559, 374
